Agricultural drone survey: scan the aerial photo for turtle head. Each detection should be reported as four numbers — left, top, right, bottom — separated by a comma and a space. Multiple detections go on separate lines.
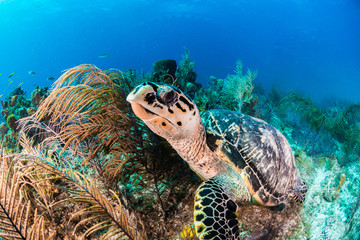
127, 82, 201, 140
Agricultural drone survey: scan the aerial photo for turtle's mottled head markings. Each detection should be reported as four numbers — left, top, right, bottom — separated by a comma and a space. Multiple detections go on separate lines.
127, 82, 200, 140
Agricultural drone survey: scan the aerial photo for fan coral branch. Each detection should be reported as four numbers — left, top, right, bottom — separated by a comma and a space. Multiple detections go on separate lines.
17, 134, 146, 240
21, 64, 144, 179
0, 152, 50, 240
223, 61, 257, 112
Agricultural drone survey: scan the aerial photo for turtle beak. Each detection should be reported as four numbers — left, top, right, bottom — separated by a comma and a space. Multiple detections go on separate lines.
126, 84, 149, 102
127, 83, 158, 120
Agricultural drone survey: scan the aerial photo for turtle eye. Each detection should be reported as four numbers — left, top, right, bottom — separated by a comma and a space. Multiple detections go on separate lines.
163, 90, 177, 103
157, 86, 178, 105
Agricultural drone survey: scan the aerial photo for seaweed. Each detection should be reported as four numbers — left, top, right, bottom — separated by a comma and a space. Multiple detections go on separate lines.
281, 93, 360, 161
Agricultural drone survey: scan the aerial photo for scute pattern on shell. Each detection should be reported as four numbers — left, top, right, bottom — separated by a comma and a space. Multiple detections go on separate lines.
201, 109, 300, 205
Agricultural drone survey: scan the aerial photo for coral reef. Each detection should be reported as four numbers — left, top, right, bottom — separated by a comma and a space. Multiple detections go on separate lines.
6, 114, 17, 130
194, 61, 259, 117
5, 65, 200, 239
293, 151, 360, 239
31, 86, 49, 107
175, 48, 202, 98
152, 59, 177, 83
0, 52, 359, 239
284, 93, 360, 154
0, 86, 49, 152
223, 60, 257, 112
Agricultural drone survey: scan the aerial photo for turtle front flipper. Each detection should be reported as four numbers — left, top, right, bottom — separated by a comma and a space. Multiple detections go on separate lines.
194, 178, 240, 240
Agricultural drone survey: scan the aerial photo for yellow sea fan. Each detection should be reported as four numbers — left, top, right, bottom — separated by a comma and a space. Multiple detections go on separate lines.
19, 64, 145, 182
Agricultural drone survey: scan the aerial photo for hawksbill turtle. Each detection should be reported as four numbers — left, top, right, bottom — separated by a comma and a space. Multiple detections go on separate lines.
126, 82, 307, 239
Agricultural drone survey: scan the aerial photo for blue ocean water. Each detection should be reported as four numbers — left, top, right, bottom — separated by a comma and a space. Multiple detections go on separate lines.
0, 0, 359, 103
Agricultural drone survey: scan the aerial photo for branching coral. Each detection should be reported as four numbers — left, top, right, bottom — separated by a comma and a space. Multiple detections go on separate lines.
24, 65, 138, 171
10, 131, 145, 239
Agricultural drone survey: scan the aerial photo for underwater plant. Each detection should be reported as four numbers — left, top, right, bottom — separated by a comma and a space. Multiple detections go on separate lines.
281, 93, 360, 160
194, 61, 259, 116
223, 60, 257, 112
175, 48, 201, 98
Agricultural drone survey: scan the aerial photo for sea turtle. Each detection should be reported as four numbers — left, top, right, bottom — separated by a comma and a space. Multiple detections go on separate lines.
126, 82, 307, 239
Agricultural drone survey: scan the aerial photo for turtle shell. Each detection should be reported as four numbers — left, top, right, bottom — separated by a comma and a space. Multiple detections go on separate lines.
201, 109, 300, 206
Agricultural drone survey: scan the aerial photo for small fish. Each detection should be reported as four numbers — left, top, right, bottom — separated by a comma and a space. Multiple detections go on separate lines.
0, 94, 3, 98
8, 80, 13, 85
28, 71, 36, 75
98, 53, 111, 58
47, 77, 55, 81
18, 82, 23, 86
8, 72, 15, 78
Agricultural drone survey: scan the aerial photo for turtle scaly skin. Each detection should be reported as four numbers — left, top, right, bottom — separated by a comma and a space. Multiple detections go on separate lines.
202, 109, 304, 206
127, 82, 307, 239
